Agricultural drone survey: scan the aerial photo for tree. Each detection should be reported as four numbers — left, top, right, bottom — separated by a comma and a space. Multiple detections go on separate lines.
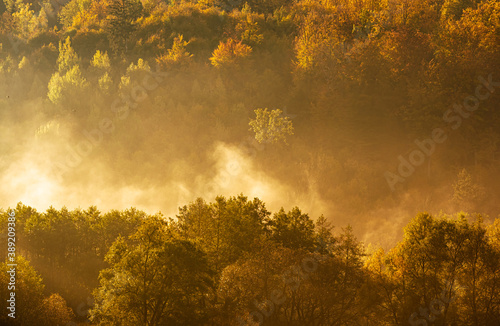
97, 207, 145, 255
47, 64, 88, 104
156, 34, 193, 69
90, 214, 214, 326
210, 38, 252, 68
58, 0, 93, 30
441, 0, 477, 21
12, 3, 37, 39
381, 212, 500, 325
98, 71, 113, 92
452, 168, 485, 212
47, 36, 88, 105
315, 214, 336, 254
106, 0, 142, 54
3, 0, 17, 13
217, 238, 298, 325
57, 36, 80, 74
267, 207, 316, 251
457, 216, 500, 325
37, 7, 48, 31
219, 227, 378, 326
0, 256, 45, 325
91, 49, 111, 70
91, 50, 113, 92
39, 293, 75, 326
249, 108, 294, 144
176, 195, 270, 274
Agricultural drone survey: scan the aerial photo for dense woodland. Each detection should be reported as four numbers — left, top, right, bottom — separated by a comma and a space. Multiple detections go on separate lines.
0, 0, 500, 324
1, 199, 500, 325
0, 0, 498, 232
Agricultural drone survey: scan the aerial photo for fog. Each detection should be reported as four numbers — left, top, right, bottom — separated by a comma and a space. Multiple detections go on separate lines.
1, 133, 328, 227
2, 97, 497, 250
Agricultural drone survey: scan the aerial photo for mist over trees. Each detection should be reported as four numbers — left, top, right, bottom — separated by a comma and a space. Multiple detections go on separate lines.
0, 0, 498, 237
0, 0, 499, 324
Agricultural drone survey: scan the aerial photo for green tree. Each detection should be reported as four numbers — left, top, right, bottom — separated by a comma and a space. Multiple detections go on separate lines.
90, 214, 214, 326
176, 195, 270, 274
267, 207, 316, 251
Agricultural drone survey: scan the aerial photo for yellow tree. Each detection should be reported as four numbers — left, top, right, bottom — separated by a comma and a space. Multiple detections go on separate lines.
156, 34, 193, 69
210, 38, 252, 68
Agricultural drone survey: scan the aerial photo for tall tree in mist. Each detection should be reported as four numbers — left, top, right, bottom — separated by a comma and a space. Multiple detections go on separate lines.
452, 169, 485, 212
249, 108, 294, 144
47, 37, 88, 108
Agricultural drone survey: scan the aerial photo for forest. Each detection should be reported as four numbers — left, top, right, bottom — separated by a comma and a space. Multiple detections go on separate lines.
0, 0, 499, 324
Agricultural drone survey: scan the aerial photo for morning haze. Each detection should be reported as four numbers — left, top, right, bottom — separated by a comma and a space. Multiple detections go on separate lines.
0, 0, 499, 324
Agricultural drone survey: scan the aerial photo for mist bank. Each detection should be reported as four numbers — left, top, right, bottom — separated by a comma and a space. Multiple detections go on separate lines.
0, 0, 499, 249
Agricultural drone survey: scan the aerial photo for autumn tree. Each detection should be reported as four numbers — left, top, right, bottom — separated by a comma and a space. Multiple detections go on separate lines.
90, 49, 112, 91
47, 37, 88, 108
210, 38, 252, 68
39, 293, 75, 326
217, 238, 299, 325
58, 0, 93, 30
155, 34, 193, 70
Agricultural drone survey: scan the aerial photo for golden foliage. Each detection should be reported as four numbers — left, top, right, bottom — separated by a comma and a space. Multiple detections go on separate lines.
155, 34, 193, 69
210, 38, 252, 68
